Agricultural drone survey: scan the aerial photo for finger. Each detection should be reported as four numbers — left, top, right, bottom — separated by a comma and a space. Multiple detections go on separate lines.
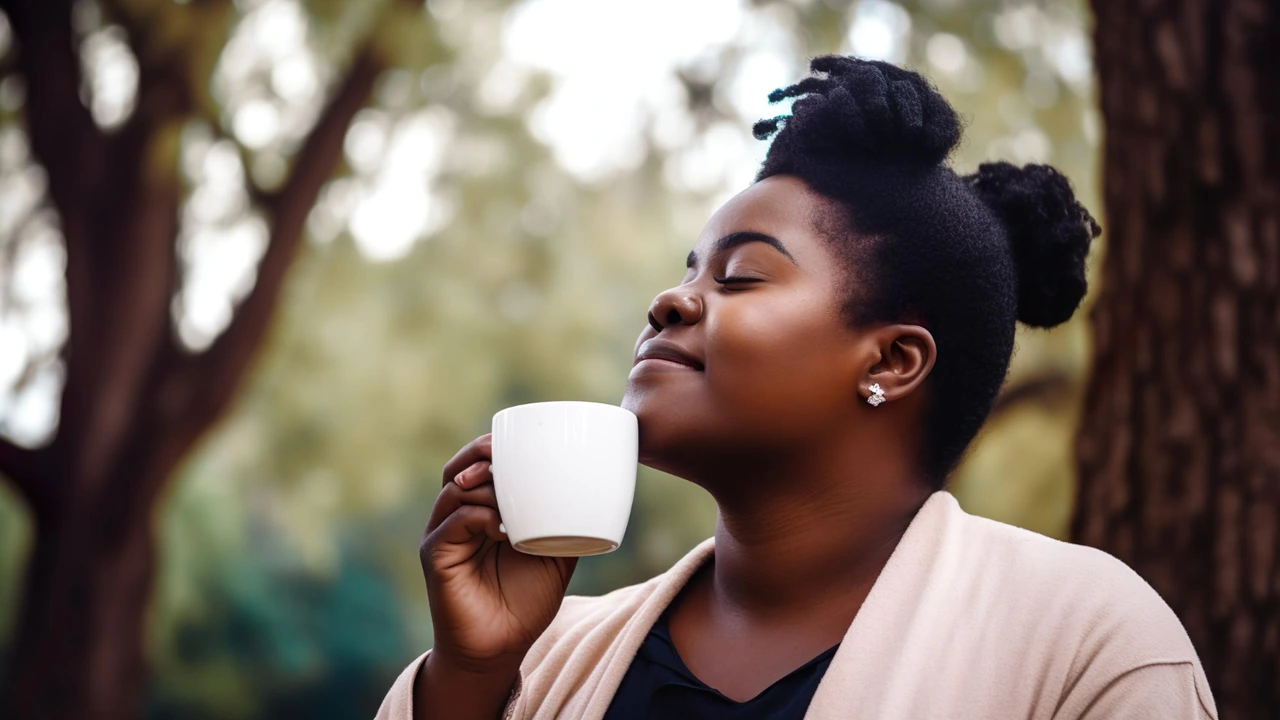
452, 460, 493, 490
441, 434, 493, 487
426, 481, 499, 534
427, 504, 507, 551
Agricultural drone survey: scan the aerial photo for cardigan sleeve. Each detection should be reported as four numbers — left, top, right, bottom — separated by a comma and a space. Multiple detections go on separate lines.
373, 649, 524, 720
1069, 662, 1217, 720
374, 650, 429, 720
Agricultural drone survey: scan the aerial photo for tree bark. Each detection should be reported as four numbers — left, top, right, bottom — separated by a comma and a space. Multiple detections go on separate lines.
0, 1, 384, 716
1075, 1, 1280, 717
4, 453, 168, 720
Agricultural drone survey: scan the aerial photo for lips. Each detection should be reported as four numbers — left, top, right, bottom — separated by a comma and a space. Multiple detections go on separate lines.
635, 340, 704, 371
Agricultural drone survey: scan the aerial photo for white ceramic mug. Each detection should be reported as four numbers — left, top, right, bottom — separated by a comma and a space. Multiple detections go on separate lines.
491, 401, 638, 557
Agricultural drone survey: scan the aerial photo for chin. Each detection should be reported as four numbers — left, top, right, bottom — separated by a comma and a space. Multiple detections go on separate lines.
623, 389, 692, 472
622, 391, 664, 457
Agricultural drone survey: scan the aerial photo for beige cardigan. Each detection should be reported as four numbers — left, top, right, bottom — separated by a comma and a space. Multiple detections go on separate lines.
377, 491, 1217, 719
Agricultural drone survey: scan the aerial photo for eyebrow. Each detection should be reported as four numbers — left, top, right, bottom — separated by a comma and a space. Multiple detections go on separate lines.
686, 231, 798, 270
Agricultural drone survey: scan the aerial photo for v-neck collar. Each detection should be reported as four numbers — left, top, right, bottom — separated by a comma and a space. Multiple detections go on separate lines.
645, 603, 842, 703
579, 490, 958, 719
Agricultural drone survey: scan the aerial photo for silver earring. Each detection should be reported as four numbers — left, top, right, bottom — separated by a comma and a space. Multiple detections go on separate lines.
867, 383, 886, 407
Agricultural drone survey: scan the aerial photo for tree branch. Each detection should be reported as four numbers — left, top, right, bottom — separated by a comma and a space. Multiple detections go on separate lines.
53, 25, 189, 494
171, 49, 382, 432
7, 0, 110, 385
6, 0, 108, 238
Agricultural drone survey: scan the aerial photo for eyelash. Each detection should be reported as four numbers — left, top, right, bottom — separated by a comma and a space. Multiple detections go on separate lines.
713, 276, 763, 286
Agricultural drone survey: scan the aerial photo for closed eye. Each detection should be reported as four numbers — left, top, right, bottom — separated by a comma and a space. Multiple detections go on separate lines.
714, 276, 764, 285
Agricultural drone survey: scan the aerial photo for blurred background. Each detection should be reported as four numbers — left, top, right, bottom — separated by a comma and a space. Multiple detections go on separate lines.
0, 0, 1101, 717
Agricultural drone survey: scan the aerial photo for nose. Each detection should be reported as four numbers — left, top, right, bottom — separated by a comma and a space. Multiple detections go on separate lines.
647, 287, 703, 333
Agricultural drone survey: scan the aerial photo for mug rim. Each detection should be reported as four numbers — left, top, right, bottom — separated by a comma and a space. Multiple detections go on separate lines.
492, 400, 636, 422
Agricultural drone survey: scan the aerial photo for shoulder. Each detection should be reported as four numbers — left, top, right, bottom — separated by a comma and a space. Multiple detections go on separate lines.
512, 540, 715, 715
537, 576, 661, 635
525, 538, 715, 666
556, 576, 665, 626
956, 508, 1194, 656
947, 503, 1215, 717
520, 577, 663, 674
958, 509, 1155, 597
550, 536, 715, 624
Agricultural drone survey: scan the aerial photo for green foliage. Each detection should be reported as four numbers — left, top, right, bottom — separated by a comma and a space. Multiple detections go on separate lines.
149, 466, 413, 719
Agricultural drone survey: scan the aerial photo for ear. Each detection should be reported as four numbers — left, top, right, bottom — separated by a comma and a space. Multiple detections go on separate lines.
861, 325, 936, 405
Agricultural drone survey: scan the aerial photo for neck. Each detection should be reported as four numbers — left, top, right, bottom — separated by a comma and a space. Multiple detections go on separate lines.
696, 432, 932, 620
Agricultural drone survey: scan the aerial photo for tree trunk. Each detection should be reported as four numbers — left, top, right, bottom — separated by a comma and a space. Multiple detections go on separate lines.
1, 374, 231, 720
1074, 1, 1280, 717
0, 1, 384, 714
5, 475, 162, 720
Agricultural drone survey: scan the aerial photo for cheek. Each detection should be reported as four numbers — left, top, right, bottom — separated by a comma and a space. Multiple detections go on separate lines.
706, 297, 854, 424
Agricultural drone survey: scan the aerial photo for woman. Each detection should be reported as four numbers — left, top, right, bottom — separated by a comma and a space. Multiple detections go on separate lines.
378, 57, 1216, 720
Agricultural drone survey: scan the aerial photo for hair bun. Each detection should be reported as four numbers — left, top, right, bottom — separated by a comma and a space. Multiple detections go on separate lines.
965, 162, 1101, 328
753, 56, 962, 167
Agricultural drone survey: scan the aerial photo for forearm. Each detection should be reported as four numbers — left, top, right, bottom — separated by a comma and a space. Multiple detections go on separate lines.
412, 652, 522, 720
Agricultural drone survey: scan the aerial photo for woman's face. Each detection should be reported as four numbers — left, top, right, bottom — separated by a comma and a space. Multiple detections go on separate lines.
622, 175, 871, 475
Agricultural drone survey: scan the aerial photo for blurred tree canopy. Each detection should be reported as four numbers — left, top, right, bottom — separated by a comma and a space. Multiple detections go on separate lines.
0, 0, 1099, 717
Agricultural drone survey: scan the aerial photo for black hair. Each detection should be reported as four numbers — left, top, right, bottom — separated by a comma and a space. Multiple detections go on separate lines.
753, 56, 1101, 487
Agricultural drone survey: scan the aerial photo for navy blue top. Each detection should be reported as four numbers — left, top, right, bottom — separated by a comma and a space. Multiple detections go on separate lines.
601, 605, 841, 719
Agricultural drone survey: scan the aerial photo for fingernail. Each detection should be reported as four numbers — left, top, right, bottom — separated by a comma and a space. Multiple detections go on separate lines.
453, 473, 465, 486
